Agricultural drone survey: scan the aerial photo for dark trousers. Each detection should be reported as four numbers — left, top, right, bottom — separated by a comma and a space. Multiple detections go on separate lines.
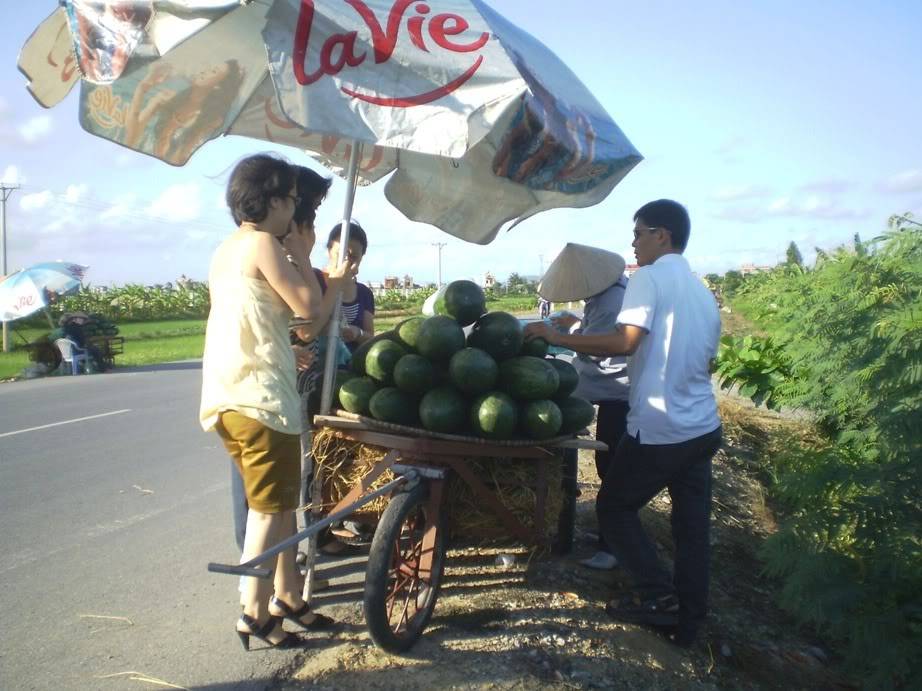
596, 426, 722, 634
593, 400, 629, 552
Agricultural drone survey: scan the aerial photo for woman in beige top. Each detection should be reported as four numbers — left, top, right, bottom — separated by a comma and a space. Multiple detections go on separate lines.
200, 154, 355, 650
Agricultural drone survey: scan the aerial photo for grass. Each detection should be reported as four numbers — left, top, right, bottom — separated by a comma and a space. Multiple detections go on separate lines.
0, 303, 539, 380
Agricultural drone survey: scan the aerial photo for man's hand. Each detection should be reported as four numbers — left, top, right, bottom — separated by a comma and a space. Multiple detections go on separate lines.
550, 312, 580, 331
524, 320, 558, 345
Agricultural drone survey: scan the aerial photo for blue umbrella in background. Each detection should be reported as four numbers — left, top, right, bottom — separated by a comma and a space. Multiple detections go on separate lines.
0, 261, 88, 327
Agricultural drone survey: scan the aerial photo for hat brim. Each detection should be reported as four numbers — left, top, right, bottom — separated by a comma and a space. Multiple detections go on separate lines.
538, 244, 626, 301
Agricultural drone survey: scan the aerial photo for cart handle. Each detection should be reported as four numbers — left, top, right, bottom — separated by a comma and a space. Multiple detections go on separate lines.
207, 470, 418, 578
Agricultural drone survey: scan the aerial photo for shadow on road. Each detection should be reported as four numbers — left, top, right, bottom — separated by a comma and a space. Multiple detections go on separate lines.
114, 360, 203, 374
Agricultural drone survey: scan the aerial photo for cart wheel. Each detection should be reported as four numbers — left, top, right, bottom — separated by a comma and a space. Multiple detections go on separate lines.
363, 482, 446, 653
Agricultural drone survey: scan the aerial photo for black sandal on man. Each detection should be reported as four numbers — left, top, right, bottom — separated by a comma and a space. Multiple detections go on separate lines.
604, 592, 680, 628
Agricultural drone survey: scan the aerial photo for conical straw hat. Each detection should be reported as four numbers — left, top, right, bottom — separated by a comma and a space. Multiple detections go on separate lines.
538, 243, 626, 301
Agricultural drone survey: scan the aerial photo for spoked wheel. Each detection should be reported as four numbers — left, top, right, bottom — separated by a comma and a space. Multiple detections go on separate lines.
363, 481, 447, 653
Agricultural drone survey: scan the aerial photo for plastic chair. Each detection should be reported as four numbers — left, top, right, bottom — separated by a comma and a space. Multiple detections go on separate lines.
54, 338, 90, 375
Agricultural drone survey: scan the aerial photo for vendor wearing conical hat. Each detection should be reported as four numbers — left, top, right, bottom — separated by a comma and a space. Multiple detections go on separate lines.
538, 242, 629, 571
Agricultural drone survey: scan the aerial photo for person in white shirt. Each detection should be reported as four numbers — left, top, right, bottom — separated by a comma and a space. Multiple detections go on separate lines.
524, 200, 722, 647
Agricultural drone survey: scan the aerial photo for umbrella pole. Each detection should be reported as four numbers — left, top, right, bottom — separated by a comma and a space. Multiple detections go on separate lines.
43, 308, 55, 329
319, 140, 363, 416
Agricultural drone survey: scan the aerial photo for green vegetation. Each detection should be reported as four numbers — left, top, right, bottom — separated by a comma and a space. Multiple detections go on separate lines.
716, 216, 922, 688
1, 283, 537, 381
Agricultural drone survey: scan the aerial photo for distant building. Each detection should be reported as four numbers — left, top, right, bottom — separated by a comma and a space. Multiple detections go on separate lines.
740, 263, 772, 276
624, 263, 640, 277
483, 272, 496, 289
383, 275, 400, 289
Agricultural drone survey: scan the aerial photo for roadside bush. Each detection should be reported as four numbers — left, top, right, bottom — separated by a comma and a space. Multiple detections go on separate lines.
723, 217, 922, 688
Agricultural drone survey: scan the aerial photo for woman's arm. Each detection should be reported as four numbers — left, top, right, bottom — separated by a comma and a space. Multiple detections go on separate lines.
253, 232, 322, 318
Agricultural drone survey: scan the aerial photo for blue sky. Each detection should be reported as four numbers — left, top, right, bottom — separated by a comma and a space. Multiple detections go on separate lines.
1, 0, 920, 287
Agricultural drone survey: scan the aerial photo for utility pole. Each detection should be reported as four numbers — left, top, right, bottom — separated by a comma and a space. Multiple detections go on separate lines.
538, 254, 544, 276
1, 183, 19, 353
432, 242, 447, 287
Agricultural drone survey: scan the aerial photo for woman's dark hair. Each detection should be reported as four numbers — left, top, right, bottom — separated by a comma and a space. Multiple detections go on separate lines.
292, 166, 332, 227
634, 199, 691, 251
226, 154, 295, 225
327, 222, 368, 255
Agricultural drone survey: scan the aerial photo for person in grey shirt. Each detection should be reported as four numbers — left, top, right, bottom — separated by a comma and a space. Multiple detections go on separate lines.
539, 244, 629, 570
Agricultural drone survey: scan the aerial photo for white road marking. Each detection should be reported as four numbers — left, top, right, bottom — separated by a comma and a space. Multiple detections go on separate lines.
0, 409, 132, 438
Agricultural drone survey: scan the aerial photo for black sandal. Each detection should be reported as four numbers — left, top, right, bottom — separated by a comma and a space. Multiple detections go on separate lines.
269, 596, 336, 630
236, 613, 298, 651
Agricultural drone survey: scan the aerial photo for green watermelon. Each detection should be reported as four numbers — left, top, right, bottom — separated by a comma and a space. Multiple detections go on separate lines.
350, 330, 397, 374
416, 315, 466, 362
395, 316, 426, 351
439, 280, 486, 326
448, 347, 498, 395
369, 387, 419, 425
419, 386, 468, 433
498, 356, 560, 401
393, 354, 434, 394
546, 358, 579, 398
521, 336, 549, 358
333, 369, 359, 401
470, 391, 519, 439
557, 396, 596, 434
467, 312, 523, 361
365, 340, 407, 385
522, 399, 563, 440
338, 376, 378, 415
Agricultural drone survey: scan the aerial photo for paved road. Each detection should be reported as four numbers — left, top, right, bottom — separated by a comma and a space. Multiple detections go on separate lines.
0, 364, 362, 691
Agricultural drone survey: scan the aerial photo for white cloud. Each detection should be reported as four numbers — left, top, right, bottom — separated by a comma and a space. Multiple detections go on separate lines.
18, 115, 52, 143
768, 195, 867, 220
20, 190, 53, 212
713, 195, 866, 223
145, 183, 202, 222
99, 194, 138, 223
64, 184, 89, 204
798, 178, 852, 194
711, 184, 772, 202
879, 169, 922, 194
1, 165, 23, 185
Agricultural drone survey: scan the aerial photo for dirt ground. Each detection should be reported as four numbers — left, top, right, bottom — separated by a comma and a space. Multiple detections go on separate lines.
276, 396, 850, 690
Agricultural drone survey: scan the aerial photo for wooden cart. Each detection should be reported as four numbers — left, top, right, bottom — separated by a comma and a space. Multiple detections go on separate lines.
312, 414, 602, 653
210, 413, 604, 654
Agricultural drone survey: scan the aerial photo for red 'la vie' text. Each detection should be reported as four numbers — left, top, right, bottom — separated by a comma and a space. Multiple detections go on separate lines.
293, 0, 490, 107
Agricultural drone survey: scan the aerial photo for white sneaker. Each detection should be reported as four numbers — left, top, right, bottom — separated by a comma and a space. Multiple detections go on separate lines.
579, 551, 618, 570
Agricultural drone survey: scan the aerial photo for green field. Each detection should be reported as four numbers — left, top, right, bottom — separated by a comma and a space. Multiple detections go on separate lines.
0, 297, 538, 381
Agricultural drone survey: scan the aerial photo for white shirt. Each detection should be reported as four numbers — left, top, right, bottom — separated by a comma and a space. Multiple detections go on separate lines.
616, 254, 720, 444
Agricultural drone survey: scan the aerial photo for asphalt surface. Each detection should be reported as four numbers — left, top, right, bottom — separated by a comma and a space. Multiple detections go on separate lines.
0, 363, 363, 691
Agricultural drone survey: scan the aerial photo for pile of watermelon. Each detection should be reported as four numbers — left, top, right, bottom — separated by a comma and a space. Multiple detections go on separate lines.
336, 280, 595, 441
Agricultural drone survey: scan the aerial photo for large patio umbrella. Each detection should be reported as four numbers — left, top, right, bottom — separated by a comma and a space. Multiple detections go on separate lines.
19, 0, 642, 409
0, 261, 88, 326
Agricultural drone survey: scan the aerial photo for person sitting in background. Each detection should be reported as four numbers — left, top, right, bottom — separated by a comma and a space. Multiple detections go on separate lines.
537, 243, 630, 571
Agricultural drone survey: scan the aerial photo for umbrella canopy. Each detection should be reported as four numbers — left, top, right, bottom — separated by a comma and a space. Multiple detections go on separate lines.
0, 261, 88, 322
19, 0, 642, 244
